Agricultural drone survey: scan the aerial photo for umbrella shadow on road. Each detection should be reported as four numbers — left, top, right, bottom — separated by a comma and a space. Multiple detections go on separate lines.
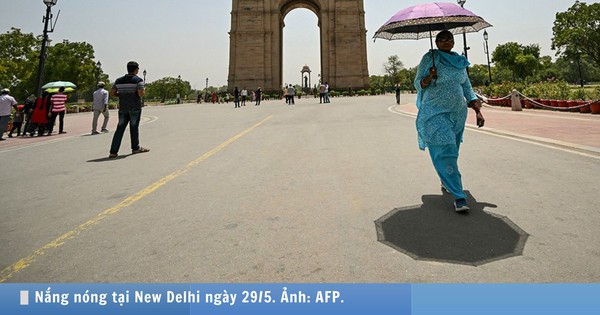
374, 191, 528, 266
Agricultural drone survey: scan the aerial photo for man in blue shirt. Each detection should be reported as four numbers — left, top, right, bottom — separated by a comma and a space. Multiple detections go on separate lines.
108, 61, 149, 158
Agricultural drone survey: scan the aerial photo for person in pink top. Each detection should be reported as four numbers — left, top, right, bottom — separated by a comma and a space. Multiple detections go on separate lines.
47, 86, 68, 135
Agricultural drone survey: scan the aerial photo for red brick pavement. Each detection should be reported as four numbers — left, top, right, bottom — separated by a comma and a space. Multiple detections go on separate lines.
394, 102, 600, 155
0, 109, 153, 151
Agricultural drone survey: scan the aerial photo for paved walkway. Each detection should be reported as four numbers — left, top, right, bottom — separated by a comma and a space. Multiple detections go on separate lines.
3, 97, 600, 157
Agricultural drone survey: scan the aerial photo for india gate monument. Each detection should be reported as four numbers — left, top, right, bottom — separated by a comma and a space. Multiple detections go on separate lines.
228, 0, 370, 92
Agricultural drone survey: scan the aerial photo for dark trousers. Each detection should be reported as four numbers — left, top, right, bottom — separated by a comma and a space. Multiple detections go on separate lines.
9, 122, 22, 136
110, 109, 142, 154
48, 111, 65, 134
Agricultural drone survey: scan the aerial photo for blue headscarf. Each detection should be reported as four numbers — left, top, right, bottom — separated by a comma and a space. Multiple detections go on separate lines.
432, 49, 470, 69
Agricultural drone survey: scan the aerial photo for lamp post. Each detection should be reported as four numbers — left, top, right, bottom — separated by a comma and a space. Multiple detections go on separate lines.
143, 69, 147, 82
576, 52, 584, 87
35, 0, 59, 97
96, 61, 102, 82
205, 78, 208, 102
483, 30, 492, 84
457, 0, 469, 60
177, 75, 181, 104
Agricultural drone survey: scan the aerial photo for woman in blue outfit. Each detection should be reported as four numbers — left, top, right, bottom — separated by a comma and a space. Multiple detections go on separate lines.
413, 30, 485, 212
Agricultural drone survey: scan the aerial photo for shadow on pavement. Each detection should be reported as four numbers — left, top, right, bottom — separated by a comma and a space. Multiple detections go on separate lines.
87, 155, 128, 162
374, 191, 528, 266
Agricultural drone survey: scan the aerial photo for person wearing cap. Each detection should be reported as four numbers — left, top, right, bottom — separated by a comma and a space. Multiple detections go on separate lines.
0, 88, 18, 141
91, 81, 110, 135
109, 61, 149, 158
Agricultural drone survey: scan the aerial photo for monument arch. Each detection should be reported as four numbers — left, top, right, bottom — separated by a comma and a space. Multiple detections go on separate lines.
228, 0, 370, 92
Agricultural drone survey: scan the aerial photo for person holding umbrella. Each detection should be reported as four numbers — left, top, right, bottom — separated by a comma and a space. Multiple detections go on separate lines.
414, 30, 484, 212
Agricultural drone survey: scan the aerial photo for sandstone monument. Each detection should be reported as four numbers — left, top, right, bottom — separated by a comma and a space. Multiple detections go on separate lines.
228, 0, 370, 92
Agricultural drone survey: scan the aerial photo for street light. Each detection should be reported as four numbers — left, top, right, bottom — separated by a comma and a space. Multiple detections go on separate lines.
96, 60, 102, 82
483, 30, 492, 84
457, 0, 469, 60
205, 78, 208, 102
143, 69, 147, 82
576, 51, 584, 88
35, 0, 59, 97
177, 75, 181, 104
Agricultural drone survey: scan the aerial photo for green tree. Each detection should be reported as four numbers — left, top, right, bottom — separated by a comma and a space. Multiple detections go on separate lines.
0, 28, 40, 100
468, 64, 491, 87
398, 67, 417, 92
145, 76, 191, 103
44, 40, 101, 101
492, 42, 542, 81
382, 55, 404, 85
552, 1, 600, 69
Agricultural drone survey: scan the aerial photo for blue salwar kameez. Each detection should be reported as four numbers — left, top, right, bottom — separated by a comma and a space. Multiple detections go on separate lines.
414, 49, 477, 200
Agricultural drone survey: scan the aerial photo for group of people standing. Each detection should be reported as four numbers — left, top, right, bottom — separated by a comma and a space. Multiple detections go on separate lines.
0, 87, 70, 140
319, 82, 331, 103
233, 86, 262, 108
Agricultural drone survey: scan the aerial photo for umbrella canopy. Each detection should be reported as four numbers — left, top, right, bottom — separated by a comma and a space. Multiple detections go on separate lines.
373, 2, 492, 41
45, 87, 76, 93
41, 81, 77, 90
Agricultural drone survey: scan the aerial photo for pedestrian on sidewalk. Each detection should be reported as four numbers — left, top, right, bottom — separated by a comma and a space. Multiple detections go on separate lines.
47, 87, 68, 135
414, 30, 485, 212
0, 88, 18, 141
108, 61, 149, 158
8, 105, 23, 137
30, 92, 50, 137
91, 81, 110, 135
21, 94, 36, 136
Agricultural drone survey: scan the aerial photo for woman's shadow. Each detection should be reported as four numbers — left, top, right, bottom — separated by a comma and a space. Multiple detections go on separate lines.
374, 191, 528, 266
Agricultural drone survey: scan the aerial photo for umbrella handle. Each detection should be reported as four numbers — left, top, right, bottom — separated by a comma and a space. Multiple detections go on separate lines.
429, 28, 438, 79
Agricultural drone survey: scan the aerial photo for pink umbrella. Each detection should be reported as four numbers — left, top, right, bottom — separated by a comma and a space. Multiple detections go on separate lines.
373, 2, 492, 70
373, 2, 492, 42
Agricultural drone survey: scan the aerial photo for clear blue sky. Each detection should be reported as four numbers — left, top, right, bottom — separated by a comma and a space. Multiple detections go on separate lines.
1, 0, 594, 89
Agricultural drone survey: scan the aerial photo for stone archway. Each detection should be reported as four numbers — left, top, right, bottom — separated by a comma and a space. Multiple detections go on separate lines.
228, 0, 370, 93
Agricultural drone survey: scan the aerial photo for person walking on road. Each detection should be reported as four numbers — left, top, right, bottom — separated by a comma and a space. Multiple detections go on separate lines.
287, 84, 295, 105
395, 84, 401, 104
108, 61, 149, 158
414, 30, 485, 212
0, 88, 18, 141
241, 87, 248, 106
255, 87, 262, 106
47, 87, 68, 135
91, 81, 110, 135
234, 86, 240, 108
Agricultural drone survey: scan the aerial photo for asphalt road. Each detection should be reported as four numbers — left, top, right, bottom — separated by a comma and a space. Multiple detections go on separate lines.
1, 95, 599, 283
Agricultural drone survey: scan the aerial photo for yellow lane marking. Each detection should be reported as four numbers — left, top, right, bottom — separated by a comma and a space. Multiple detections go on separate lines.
0, 115, 274, 282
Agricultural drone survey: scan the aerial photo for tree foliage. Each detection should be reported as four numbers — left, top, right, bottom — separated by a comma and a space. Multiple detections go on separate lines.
0, 28, 40, 99
0, 28, 105, 101
45, 40, 103, 100
145, 77, 191, 102
492, 42, 542, 81
552, 1, 600, 69
382, 55, 405, 85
